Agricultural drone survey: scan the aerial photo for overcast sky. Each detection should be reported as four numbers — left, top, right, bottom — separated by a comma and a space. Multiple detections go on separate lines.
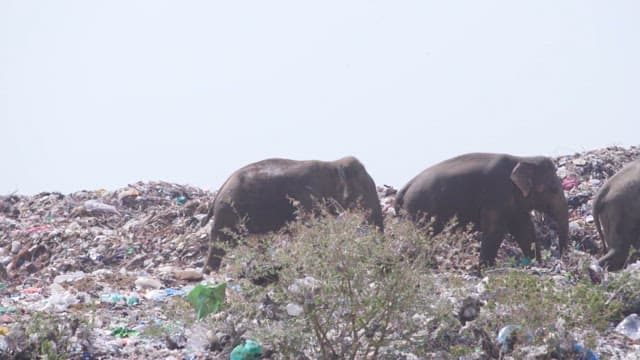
2, 1, 639, 195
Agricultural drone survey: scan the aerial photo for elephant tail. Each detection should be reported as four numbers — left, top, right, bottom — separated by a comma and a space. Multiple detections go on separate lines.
592, 190, 606, 252
394, 185, 408, 216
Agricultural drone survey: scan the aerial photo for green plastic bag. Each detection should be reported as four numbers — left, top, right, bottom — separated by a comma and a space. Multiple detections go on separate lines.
111, 327, 140, 338
187, 283, 226, 320
230, 339, 262, 360
514, 256, 532, 267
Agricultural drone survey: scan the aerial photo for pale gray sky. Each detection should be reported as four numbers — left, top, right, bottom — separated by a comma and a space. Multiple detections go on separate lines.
1, 1, 639, 195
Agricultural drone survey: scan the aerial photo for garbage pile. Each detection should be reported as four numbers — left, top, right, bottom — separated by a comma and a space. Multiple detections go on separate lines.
0, 146, 639, 359
557, 146, 640, 255
0, 181, 217, 358
0, 181, 213, 279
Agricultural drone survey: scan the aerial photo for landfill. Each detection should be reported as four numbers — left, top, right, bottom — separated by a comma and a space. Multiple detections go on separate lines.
0, 146, 639, 359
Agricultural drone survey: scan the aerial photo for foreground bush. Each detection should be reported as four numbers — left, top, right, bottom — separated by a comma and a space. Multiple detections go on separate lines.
235, 211, 435, 359
200, 210, 640, 359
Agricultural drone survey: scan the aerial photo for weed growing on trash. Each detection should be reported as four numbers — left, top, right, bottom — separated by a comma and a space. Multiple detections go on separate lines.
477, 267, 639, 351
13, 312, 85, 359
218, 210, 481, 358
215, 209, 638, 358
275, 212, 428, 359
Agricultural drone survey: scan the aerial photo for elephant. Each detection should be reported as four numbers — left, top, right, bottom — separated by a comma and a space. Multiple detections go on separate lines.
202, 156, 384, 273
395, 153, 569, 266
593, 159, 640, 270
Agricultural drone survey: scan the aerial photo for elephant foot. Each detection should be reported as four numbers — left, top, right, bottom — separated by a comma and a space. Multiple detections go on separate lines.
203, 247, 225, 274
598, 248, 628, 271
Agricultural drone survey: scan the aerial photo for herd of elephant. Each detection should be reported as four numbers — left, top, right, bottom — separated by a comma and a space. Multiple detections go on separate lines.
200, 153, 640, 274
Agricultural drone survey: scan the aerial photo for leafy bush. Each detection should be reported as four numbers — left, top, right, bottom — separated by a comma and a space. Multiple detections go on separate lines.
252, 211, 435, 359
199, 208, 640, 358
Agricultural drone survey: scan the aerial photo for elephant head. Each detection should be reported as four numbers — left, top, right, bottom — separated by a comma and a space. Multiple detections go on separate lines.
510, 157, 569, 254
335, 156, 384, 231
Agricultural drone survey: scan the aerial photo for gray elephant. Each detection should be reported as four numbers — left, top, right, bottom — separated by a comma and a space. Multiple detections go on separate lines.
593, 159, 640, 270
395, 153, 569, 266
202, 156, 384, 273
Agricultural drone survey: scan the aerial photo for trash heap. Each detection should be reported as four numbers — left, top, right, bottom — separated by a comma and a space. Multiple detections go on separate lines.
556, 146, 640, 256
0, 146, 639, 359
0, 181, 217, 358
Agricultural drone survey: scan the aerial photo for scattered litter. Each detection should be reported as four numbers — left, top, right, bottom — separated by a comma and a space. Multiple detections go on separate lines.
187, 283, 226, 320
0, 148, 639, 358
100, 293, 140, 306
54, 271, 86, 284
285, 303, 303, 317
615, 313, 640, 341
497, 325, 532, 353
230, 339, 262, 360
42, 283, 80, 312
111, 327, 140, 338
174, 269, 203, 281
135, 277, 163, 290
78, 200, 121, 216
572, 342, 600, 360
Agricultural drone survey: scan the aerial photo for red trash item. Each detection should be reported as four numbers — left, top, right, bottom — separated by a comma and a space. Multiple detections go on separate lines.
562, 176, 580, 191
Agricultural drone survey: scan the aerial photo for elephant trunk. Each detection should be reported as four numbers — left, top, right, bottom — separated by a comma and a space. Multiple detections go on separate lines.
368, 197, 385, 232
359, 184, 384, 232
548, 192, 569, 255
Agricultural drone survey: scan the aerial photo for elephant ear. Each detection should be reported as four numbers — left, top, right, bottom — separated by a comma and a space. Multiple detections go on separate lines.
510, 162, 536, 198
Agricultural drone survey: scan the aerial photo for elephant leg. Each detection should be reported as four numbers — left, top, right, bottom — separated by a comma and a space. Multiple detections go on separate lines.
203, 206, 239, 274
508, 213, 539, 262
479, 209, 507, 267
598, 214, 635, 271
598, 243, 630, 271
203, 237, 227, 274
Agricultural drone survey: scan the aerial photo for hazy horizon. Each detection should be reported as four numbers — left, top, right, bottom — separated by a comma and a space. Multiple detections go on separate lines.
2, 1, 639, 195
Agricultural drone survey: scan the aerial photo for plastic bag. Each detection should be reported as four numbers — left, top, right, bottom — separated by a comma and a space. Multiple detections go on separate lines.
230, 339, 262, 360
187, 283, 226, 320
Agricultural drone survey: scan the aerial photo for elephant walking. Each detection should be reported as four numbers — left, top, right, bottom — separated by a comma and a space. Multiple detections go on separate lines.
202, 156, 383, 273
395, 153, 569, 266
593, 159, 640, 270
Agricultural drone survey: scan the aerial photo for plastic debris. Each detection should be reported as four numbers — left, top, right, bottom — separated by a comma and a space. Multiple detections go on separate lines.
42, 283, 80, 312
135, 277, 163, 290
457, 297, 482, 325
54, 270, 86, 283
497, 325, 532, 353
514, 256, 532, 267
187, 283, 226, 320
100, 293, 140, 306
562, 176, 580, 191
127, 295, 140, 306
615, 313, 640, 340
174, 269, 203, 281
230, 339, 263, 360
497, 325, 520, 353
285, 303, 303, 316
79, 200, 121, 216
101, 293, 126, 303
111, 327, 140, 338
572, 342, 600, 360
0, 327, 8, 336
145, 288, 186, 302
